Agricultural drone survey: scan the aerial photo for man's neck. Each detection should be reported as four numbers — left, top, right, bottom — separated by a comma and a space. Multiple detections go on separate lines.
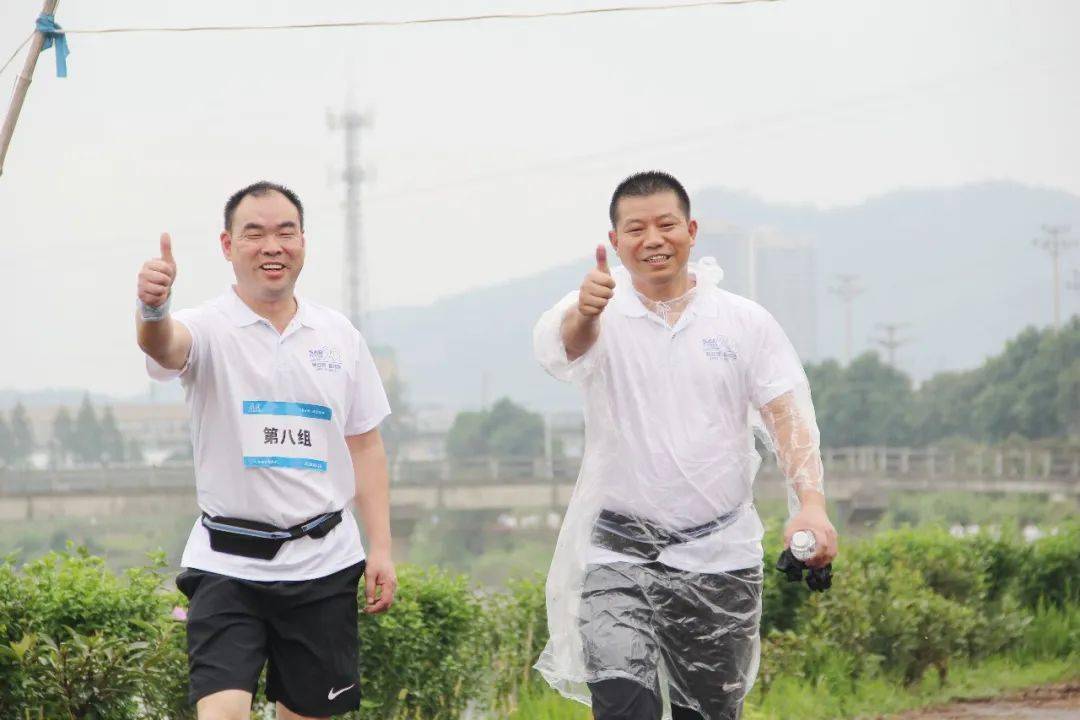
234, 284, 297, 333
630, 267, 693, 303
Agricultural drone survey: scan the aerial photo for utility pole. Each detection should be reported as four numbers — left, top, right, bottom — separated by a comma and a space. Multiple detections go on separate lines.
1067, 268, 1080, 308
829, 274, 864, 364
1032, 224, 1076, 330
872, 322, 912, 368
328, 105, 369, 335
0, 0, 61, 177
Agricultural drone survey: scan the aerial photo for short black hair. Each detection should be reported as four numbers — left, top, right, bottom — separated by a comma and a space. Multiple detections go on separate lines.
224, 181, 304, 231
609, 171, 691, 227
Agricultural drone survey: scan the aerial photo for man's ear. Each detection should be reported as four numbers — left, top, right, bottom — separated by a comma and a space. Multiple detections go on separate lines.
220, 231, 232, 261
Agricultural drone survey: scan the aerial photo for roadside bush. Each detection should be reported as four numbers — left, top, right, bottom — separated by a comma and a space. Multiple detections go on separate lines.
482, 576, 548, 716
0, 547, 187, 719
2, 523, 1077, 719
856, 528, 987, 604
353, 565, 487, 720
1016, 523, 1080, 609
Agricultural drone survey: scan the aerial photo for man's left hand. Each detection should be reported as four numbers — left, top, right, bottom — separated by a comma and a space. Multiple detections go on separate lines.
363, 550, 397, 614
783, 504, 838, 569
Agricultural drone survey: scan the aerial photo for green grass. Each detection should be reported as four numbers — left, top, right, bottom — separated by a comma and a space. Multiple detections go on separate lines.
510, 604, 1080, 720
509, 682, 592, 720
509, 657, 1079, 720
746, 655, 1078, 720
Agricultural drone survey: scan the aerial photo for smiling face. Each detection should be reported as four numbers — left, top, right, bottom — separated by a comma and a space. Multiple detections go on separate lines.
220, 190, 306, 302
608, 190, 698, 292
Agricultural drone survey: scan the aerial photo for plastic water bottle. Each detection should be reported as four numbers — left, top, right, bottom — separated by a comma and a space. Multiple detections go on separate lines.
790, 530, 816, 561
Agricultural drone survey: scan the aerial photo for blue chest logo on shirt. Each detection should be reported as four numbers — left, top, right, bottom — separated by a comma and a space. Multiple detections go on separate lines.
308, 346, 343, 373
702, 336, 738, 361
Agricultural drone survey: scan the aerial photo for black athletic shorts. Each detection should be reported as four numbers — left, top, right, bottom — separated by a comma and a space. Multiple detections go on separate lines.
176, 560, 365, 716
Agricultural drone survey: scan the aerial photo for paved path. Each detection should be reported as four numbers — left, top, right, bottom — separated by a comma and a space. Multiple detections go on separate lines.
887, 684, 1080, 720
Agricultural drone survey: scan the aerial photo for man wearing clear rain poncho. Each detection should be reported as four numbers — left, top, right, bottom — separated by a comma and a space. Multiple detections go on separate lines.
532, 172, 838, 720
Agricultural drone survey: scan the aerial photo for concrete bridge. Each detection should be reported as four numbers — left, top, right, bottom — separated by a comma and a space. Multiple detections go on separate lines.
1, 446, 1076, 530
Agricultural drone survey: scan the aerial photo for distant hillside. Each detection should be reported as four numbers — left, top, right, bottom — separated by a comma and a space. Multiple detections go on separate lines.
11, 182, 1074, 414
371, 181, 1080, 411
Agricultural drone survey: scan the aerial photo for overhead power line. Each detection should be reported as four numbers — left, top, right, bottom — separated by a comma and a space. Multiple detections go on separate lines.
14, 0, 782, 41
0, 0, 780, 79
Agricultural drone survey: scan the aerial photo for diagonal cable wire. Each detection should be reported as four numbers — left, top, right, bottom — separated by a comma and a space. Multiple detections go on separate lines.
59, 0, 783, 35
1, 0, 783, 81
0, 31, 34, 79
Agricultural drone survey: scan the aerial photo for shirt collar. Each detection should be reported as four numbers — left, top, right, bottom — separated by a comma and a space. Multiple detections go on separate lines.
220, 287, 320, 329
611, 265, 720, 320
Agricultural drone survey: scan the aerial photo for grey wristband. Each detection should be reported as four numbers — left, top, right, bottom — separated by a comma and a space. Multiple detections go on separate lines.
138, 295, 171, 322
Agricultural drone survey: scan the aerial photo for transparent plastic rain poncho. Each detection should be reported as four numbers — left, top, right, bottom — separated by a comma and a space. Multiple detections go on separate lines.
532, 258, 824, 719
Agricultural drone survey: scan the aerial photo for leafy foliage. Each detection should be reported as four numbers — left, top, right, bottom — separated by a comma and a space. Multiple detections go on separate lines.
446, 397, 544, 459
807, 317, 1080, 445
1, 524, 1076, 718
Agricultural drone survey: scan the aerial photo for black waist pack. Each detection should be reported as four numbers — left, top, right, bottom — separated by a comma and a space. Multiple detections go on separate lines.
591, 506, 745, 562
201, 509, 343, 560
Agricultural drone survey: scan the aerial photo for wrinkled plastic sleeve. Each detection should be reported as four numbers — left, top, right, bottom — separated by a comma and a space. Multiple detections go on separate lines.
533, 290, 603, 384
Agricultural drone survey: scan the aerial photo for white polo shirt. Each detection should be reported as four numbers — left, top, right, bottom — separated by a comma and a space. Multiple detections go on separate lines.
533, 259, 806, 573
147, 288, 391, 581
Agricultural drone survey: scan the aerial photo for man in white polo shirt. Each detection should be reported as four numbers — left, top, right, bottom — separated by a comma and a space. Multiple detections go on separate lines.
135, 181, 395, 720
533, 171, 838, 720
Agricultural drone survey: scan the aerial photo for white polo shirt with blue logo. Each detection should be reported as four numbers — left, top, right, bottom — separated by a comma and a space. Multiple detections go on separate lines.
147, 288, 391, 581
534, 259, 808, 573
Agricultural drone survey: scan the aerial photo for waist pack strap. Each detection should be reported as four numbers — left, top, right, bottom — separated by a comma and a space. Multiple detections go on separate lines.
202, 509, 343, 540
201, 510, 343, 560
592, 504, 748, 561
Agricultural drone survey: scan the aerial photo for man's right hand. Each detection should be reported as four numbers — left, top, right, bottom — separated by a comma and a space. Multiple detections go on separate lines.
136, 232, 191, 371
137, 233, 177, 308
577, 245, 616, 319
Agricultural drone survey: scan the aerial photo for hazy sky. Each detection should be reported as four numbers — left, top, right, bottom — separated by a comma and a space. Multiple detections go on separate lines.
1, 0, 1078, 397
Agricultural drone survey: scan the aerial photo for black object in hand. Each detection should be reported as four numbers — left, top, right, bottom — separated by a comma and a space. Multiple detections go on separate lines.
775, 548, 833, 592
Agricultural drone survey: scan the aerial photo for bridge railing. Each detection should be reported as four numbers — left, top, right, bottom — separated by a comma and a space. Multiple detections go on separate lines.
821, 447, 1079, 480
392, 456, 579, 485
2, 446, 1078, 497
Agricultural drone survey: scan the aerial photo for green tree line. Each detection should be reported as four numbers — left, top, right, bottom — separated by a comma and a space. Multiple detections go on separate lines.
446, 398, 545, 460
0, 395, 143, 469
0, 403, 34, 469
807, 317, 1079, 447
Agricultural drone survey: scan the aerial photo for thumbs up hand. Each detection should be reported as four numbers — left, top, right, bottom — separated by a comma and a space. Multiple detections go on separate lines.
137, 232, 178, 308
577, 244, 616, 319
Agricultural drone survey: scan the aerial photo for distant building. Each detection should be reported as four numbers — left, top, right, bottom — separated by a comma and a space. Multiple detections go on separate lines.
695, 223, 819, 362
696, 223, 753, 298
398, 406, 457, 462
750, 229, 819, 362
111, 403, 191, 454
23, 402, 191, 458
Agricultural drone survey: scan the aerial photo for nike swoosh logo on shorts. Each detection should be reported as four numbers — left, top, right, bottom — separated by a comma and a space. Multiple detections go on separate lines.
327, 684, 355, 700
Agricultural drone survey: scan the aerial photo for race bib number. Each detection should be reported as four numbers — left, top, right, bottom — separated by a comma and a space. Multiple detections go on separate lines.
240, 401, 331, 472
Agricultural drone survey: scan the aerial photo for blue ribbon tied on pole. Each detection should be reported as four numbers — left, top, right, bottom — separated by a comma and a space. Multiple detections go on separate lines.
36, 13, 70, 78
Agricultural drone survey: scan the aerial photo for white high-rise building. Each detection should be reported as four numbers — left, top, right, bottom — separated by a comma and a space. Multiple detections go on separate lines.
695, 222, 818, 362
750, 228, 819, 362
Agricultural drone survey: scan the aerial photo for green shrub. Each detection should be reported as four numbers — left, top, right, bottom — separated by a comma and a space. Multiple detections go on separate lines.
1, 523, 1077, 719
0, 547, 187, 719
1016, 524, 1080, 609
855, 528, 987, 604
482, 576, 548, 716
353, 565, 487, 720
